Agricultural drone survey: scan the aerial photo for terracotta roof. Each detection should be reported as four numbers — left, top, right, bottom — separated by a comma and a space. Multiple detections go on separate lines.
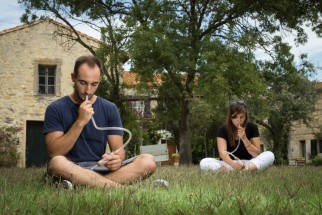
122, 71, 200, 87
122, 71, 139, 86
0, 18, 101, 43
122, 71, 162, 87
315, 82, 322, 89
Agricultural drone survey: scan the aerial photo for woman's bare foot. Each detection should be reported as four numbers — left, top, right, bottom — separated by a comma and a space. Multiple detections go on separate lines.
244, 162, 257, 171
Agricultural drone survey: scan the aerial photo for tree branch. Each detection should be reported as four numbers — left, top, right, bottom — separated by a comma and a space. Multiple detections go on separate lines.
44, 1, 96, 55
255, 119, 275, 137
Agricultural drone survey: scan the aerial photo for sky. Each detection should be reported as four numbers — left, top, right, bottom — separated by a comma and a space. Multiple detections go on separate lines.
0, 0, 321, 81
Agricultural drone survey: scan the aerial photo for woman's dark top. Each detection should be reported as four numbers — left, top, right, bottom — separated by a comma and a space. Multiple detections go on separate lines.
217, 122, 259, 160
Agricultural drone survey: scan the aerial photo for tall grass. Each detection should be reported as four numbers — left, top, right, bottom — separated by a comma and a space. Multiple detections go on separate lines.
1, 166, 321, 214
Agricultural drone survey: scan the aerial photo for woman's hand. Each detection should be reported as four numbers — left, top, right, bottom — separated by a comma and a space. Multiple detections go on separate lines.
232, 161, 245, 170
237, 125, 246, 140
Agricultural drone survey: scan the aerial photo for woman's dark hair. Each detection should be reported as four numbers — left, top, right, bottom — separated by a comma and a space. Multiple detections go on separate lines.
73, 55, 103, 78
224, 101, 248, 147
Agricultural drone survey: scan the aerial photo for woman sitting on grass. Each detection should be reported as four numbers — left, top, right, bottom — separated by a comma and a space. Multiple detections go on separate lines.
200, 101, 275, 171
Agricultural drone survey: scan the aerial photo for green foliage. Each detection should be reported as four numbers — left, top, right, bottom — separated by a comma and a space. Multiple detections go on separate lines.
312, 156, 322, 166
152, 77, 182, 143
141, 118, 162, 146
0, 127, 21, 167
127, 0, 322, 164
19, 0, 322, 165
197, 40, 268, 119
121, 105, 144, 157
121, 105, 163, 157
1, 166, 322, 214
256, 37, 317, 164
189, 100, 219, 163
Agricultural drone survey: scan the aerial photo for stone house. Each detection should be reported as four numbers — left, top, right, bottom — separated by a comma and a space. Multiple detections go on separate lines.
1, 18, 320, 168
288, 83, 322, 165
0, 18, 101, 167
121, 71, 159, 118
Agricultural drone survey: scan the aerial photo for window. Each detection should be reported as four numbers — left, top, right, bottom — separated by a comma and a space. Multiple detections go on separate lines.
144, 100, 151, 117
300, 140, 306, 157
38, 65, 56, 95
132, 100, 144, 113
34, 59, 61, 96
130, 99, 151, 117
311, 139, 317, 157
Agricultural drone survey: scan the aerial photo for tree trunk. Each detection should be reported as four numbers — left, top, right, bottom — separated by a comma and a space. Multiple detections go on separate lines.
204, 130, 208, 157
179, 99, 192, 165
256, 119, 283, 164
272, 129, 289, 165
273, 137, 281, 164
113, 89, 126, 121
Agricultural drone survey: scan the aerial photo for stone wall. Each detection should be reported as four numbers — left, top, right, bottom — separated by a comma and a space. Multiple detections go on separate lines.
0, 20, 100, 167
288, 90, 322, 164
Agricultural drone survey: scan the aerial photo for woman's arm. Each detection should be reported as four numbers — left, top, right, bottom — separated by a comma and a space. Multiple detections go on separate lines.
241, 136, 261, 157
238, 126, 261, 157
217, 137, 244, 170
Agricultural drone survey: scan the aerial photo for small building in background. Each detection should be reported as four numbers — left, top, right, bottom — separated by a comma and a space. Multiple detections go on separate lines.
288, 82, 322, 165
0, 19, 100, 167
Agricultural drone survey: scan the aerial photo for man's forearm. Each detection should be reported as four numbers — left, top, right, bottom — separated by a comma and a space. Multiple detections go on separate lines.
46, 119, 86, 157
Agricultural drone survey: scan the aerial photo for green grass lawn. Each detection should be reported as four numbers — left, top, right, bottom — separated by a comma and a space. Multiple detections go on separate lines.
1, 165, 321, 214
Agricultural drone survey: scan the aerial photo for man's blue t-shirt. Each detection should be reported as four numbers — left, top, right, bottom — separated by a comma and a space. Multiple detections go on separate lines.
43, 96, 123, 163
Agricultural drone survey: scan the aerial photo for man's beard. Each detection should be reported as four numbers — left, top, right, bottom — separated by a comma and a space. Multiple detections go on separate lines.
73, 84, 86, 101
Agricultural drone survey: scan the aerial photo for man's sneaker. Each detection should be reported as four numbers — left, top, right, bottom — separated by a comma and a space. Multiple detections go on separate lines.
60, 180, 73, 190
153, 179, 169, 189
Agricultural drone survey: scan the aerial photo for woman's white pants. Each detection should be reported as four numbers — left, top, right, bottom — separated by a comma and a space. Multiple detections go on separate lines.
200, 151, 275, 171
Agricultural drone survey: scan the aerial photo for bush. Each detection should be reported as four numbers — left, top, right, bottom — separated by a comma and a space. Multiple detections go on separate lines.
312, 156, 322, 166
0, 126, 21, 167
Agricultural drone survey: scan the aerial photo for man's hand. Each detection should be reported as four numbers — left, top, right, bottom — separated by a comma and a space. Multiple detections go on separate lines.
77, 99, 94, 126
101, 153, 122, 171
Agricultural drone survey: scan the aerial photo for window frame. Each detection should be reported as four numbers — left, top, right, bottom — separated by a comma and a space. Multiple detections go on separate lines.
33, 59, 62, 97
38, 65, 56, 95
318, 140, 322, 154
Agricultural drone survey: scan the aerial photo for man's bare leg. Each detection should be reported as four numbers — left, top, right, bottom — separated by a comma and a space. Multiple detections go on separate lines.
103, 154, 157, 184
48, 155, 121, 188
47, 154, 156, 188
